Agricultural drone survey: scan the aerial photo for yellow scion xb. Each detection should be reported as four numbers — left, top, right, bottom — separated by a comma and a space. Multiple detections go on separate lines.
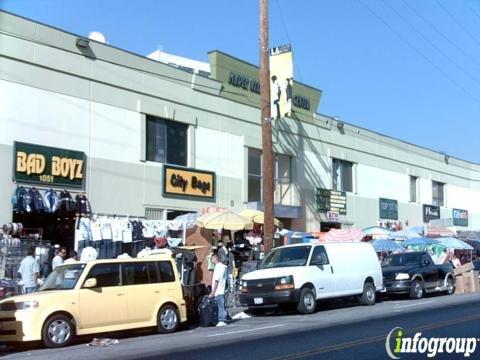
0, 255, 187, 348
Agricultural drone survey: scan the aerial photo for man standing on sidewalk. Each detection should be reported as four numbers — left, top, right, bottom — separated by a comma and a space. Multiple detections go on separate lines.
18, 246, 39, 294
210, 254, 228, 327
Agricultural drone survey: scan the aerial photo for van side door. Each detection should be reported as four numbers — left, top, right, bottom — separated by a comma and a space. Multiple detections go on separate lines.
308, 246, 335, 299
122, 261, 160, 324
78, 263, 127, 329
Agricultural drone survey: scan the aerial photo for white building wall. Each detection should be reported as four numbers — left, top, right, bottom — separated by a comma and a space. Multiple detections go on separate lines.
356, 164, 409, 202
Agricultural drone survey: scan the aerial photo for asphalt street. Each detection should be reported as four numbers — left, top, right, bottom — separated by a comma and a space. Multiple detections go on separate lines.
2, 292, 480, 360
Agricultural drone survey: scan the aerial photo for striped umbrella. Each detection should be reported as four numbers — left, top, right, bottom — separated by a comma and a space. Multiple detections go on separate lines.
362, 226, 393, 240
325, 229, 364, 242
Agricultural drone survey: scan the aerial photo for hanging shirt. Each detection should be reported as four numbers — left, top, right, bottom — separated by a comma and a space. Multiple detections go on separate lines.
122, 221, 133, 243
111, 220, 123, 242
43, 189, 59, 213
90, 219, 103, 242
100, 218, 113, 240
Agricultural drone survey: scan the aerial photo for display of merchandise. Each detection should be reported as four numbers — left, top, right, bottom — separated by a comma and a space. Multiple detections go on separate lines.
0, 226, 51, 285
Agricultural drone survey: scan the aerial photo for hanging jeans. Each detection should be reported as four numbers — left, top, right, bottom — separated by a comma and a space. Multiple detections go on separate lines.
112, 241, 123, 258
100, 239, 113, 259
215, 295, 226, 322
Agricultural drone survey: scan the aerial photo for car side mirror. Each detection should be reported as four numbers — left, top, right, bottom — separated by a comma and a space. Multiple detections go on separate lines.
423, 260, 431, 266
84, 278, 97, 288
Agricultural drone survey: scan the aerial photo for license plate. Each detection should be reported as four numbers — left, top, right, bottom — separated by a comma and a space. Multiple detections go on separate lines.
254, 297, 263, 305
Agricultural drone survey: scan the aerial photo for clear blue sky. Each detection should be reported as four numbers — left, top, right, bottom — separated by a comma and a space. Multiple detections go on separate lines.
1, 0, 479, 162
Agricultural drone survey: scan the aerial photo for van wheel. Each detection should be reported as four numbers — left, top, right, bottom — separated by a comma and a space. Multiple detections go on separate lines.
410, 279, 424, 299
157, 305, 179, 334
359, 282, 376, 306
41, 315, 74, 348
444, 277, 455, 296
297, 288, 316, 314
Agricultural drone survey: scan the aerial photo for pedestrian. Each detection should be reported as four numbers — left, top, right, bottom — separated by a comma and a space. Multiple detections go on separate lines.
52, 246, 67, 270
226, 242, 236, 290
451, 254, 461, 268
18, 246, 39, 294
207, 248, 218, 286
217, 240, 229, 265
210, 254, 228, 327
64, 250, 78, 264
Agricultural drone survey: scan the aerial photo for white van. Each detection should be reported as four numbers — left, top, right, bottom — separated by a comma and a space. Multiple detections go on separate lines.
239, 242, 383, 314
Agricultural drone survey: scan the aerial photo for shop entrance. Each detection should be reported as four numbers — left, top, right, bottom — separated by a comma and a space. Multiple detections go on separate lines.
166, 210, 191, 220
321, 222, 342, 232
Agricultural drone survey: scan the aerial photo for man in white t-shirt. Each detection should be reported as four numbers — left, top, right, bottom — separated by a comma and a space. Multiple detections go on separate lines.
210, 254, 228, 326
18, 246, 39, 294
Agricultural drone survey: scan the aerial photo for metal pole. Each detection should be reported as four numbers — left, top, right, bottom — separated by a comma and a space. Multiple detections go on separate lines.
260, 0, 275, 254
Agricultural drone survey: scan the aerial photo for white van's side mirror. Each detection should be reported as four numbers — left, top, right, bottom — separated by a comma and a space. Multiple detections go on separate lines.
84, 278, 97, 288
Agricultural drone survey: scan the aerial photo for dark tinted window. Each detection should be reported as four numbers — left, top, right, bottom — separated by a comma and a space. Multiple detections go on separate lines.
310, 246, 329, 265
123, 262, 160, 285
87, 264, 120, 287
146, 116, 187, 166
383, 253, 422, 266
159, 261, 175, 283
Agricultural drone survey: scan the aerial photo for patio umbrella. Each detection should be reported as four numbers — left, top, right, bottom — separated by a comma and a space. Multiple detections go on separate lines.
168, 212, 200, 230
362, 226, 393, 239
464, 240, 480, 252
371, 239, 405, 253
436, 237, 474, 250
404, 238, 440, 247
388, 229, 422, 241
196, 210, 253, 231
325, 229, 364, 242
239, 209, 282, 227
458, 231, 480, 241
426, 227, 457, 238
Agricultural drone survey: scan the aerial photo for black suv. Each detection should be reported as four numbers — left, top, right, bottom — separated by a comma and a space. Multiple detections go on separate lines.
382, 252, 455, 299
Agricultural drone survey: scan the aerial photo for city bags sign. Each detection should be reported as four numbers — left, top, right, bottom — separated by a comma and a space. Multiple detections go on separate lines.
423, 204, 441, 223
163, 165, 215, 201
453, 209, 468, 227
379, 198, 398, 220
13, 141, 86, 189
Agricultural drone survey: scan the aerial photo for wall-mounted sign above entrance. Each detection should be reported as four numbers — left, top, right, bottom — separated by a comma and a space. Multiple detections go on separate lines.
316, 188, 347, 215
13, 141, 86, 189
423, 204, 440, 223
453, 208, 468, 227
163, 165, 215, 201
379, 198, 398, 220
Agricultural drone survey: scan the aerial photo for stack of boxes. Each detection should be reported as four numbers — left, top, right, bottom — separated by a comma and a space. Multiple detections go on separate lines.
454, 263, 480, 293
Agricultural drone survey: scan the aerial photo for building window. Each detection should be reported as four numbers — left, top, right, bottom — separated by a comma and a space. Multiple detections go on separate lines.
247, 149, 293, 203
248, 148, 262, 202
410, 176, 418, 203
275, 154, 292, 204
432, 181, 445, 207
146, 115, 188, 166
332, 159, 353, 192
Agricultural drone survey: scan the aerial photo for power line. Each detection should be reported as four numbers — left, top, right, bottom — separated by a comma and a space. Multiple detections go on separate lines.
436, 0, 480, 48
357, 0, 480, 103
274, 0, 303, 82
383, 0, 480, 87
401, 0, 480, 69
463, 0, 480, 22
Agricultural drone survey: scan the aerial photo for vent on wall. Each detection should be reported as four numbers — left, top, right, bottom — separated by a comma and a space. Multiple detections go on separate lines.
145, 208, 164, 220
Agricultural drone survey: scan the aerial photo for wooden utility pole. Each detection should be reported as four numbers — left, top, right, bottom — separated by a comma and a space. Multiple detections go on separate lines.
259, 0, 275, 253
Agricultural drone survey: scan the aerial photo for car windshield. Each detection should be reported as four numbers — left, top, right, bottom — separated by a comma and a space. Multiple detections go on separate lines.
383, 253, 422, 267
260, 246, 311, 269
39, 263, 86, 291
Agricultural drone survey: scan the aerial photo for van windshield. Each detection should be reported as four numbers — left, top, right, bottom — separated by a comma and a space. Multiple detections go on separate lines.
260, 246, 311, 269
39, 263, 86, 291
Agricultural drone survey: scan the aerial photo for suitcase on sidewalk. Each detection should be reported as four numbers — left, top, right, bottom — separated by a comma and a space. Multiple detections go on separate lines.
198, 296, 218, 327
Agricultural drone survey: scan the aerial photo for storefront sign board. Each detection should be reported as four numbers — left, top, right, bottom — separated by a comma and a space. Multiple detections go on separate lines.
163, 165, 215, 201
13, 141, 86, 189
379, 198, 398, 220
